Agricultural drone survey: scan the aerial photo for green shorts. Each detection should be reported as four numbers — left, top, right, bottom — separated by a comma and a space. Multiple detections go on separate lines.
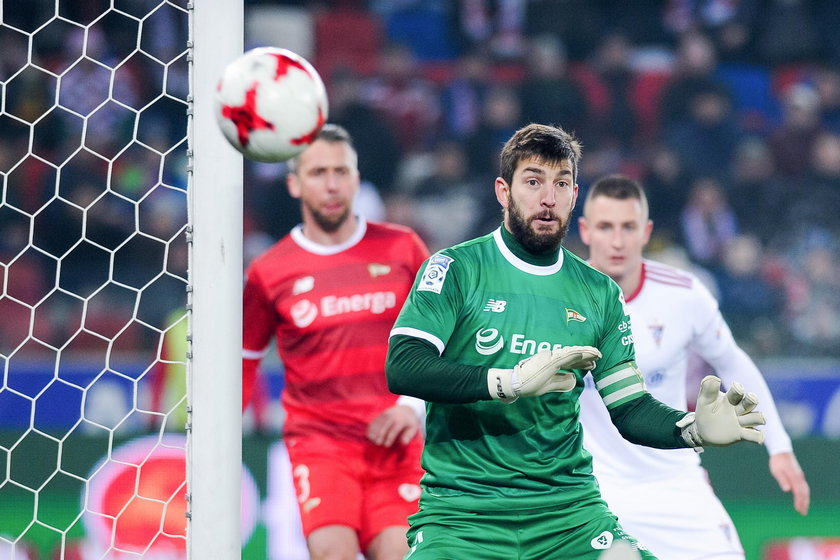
404, 497, 657, 560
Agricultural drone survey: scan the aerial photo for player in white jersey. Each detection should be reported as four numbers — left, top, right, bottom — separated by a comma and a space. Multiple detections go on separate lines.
577, 174, 810, 560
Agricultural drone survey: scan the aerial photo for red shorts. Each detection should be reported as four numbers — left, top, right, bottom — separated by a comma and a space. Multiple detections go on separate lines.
284, 432, 424, 552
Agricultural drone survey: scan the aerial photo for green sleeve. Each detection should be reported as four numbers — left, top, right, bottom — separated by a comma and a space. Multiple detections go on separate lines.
386, 334, 490, 403
608, 392, 692, 449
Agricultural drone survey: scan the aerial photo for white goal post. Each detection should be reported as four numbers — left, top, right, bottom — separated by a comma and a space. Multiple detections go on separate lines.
0, 1, 244, 558
189, 2, 243, 559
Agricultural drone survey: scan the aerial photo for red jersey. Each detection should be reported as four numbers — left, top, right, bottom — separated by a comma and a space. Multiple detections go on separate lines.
242, 218, 429, 442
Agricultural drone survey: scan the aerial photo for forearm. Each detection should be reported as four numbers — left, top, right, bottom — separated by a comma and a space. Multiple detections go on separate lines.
609, 392, 689, 449
710, 345, 792, 454
386, 334, 489, 403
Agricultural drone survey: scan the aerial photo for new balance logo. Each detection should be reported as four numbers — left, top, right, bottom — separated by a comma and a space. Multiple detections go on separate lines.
483, 299, 507, 312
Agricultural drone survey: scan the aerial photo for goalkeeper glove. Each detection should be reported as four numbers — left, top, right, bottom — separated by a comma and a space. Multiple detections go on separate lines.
677, 375, 765, 449
488, 346, 601, 403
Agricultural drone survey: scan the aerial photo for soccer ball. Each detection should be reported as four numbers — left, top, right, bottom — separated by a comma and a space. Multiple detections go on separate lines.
215, 47, 328, 163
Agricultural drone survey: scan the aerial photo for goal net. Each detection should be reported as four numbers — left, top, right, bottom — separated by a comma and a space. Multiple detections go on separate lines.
0, 2, 242, 558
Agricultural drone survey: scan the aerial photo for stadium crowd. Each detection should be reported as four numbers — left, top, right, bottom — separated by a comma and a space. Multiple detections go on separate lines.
2, 0, 840, 358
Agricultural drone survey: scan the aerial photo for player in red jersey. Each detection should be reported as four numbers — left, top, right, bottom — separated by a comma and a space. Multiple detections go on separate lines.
242, 124, 429, 560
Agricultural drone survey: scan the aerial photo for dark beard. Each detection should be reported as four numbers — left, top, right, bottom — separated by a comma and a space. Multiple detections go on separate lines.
309, 204, 351, 233
507, 196, 569, 254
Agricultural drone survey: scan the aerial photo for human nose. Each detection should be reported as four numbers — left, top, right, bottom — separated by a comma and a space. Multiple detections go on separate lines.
324, 171, 340, 191
541, 185, 557, 207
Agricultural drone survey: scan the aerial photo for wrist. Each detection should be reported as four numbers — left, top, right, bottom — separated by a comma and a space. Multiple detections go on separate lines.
487, 368, 519, 403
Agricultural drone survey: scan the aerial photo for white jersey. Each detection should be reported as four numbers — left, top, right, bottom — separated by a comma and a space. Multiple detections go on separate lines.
579, 259, 792, 559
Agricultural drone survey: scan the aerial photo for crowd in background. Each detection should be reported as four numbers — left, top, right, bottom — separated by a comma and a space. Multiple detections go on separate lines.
2, 0, 840, 359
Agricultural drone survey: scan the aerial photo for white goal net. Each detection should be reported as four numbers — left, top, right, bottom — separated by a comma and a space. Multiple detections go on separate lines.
0, 2, 242, 558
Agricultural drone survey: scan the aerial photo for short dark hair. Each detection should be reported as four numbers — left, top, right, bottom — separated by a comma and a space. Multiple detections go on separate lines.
498, 123, 582, 185
583, 174, 649, 219
287, 123, 354, 173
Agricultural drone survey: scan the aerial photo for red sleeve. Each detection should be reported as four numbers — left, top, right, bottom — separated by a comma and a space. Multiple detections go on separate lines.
242, 357, 259, 410
242, 263, 276, 410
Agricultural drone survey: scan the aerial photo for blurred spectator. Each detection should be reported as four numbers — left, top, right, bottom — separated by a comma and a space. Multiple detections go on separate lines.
464, 84, 522, 179
769, 82, 825, 177
753, 0, 822, 65
787, 242, 840, 355
641, 144, 694, 243
525, 0, 613, 60
663, 0, 762, 63
664, 79, 741, 179
454, 0, 526, 58
588, 30, 639, 151
517, 35, 589, 138
785, 131, 840, 237
360, 42, 442, 152
717, 234, 785, 346
812, 65, 840, 134
439, 47, 494, 140
680, 175, 740, 270
329, 67, 402, 194
406, 140, 488, 251
660, 30, 733, 128
727, 136, 786, 244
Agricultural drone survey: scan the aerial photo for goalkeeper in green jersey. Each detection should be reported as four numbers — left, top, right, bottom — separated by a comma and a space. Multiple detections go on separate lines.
385, 123, 766, 559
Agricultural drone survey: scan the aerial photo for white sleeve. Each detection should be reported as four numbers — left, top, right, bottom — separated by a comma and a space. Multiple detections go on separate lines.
397, 394, 427, 423
688, 282, 792, 455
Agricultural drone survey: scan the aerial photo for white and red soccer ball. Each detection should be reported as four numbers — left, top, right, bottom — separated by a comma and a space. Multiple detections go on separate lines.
215, 47, 328, 163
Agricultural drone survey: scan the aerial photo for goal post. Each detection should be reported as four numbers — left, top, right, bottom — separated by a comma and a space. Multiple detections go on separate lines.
0, 1, 245, 557
188, 2, 244, 559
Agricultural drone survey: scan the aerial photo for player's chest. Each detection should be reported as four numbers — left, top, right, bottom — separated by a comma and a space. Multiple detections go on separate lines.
458, 282, 600, 351
272, 260, 410, 329
628, 299, 693, 376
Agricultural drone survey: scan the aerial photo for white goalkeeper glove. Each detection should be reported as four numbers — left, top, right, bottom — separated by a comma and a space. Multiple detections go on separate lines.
677, 375, 766, 449
487, 346, 601, 403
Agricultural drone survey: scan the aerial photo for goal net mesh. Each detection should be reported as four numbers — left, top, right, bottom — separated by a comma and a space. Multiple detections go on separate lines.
1, 1, 192, 558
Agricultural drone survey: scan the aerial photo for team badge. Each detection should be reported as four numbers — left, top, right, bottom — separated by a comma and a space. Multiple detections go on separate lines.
649, 323, 664, 348
590, 531, 613, 550
368, 263, 391, 278
417, 254, 453, 294
293, 276, 314, 295
566, 308, 586, 323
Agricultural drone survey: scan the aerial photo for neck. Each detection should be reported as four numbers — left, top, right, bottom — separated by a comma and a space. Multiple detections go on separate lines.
500, 224, 561, 266
302, 214, 359, 246
616, 262, 644, 299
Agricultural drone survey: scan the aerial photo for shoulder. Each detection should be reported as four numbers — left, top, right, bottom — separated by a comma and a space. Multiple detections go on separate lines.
643, 260, 695, 290
564, 249, 619, 290
365, 220, 421, 240
249, 234, 295, 270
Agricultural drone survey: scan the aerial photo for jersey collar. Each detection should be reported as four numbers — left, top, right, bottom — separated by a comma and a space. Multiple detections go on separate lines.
290, 216, 367, 255
493, 227, 564, 276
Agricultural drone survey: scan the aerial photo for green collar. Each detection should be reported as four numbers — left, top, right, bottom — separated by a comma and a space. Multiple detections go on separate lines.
498, 223, 562, 267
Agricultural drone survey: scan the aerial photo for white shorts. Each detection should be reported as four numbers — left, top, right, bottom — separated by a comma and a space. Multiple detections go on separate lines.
596, 468, 744, 560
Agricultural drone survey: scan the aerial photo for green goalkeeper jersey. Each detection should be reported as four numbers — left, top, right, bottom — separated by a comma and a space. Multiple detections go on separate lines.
389, 226, 649, 514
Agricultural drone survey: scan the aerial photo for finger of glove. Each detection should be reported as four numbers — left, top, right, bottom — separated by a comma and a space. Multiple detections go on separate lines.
515, 350, 557, 382
734, 391, 759, 415
535, 372, 577, 395
697, 375, 723, 407
740, 427, 765, 445
737, 411, 766, 428
553, 346, 601, 370
726, 381, 746, 406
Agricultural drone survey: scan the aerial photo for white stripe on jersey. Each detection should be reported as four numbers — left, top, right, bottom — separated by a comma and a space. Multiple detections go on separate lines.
596, 366, 641, 391
602, 383, 645, 407
390, 326, 446, 355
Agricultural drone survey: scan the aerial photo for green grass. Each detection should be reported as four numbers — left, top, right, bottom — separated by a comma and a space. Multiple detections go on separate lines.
724, 500, 840, 560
